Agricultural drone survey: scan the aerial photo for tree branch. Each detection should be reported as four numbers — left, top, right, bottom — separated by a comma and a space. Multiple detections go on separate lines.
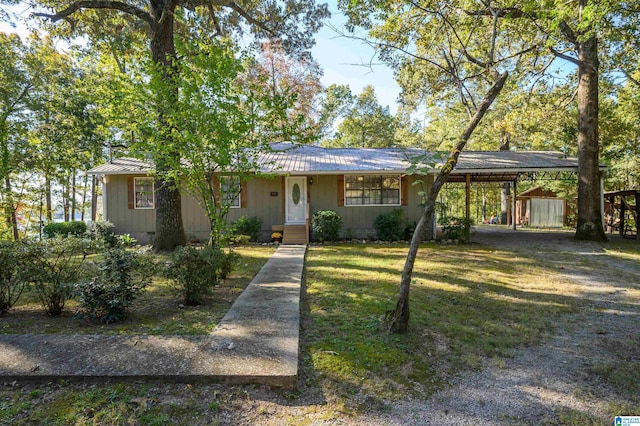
558, 20, 577, 44
550, 47, 579, 66
621, 69, 640, 87
226, 1, 274, 36
34, 0, 153, 27
463, 7, 526, 18
488, 6, 498, 65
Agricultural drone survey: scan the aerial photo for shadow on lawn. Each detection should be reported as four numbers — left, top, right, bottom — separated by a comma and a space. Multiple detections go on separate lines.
301, 234, 640, 420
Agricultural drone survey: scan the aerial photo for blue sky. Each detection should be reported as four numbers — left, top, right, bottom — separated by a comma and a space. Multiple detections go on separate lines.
1, 0, 401, 113
311, 2, 401, 113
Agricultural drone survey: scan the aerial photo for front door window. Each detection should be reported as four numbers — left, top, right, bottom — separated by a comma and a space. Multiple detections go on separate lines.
286, 177, 306, 223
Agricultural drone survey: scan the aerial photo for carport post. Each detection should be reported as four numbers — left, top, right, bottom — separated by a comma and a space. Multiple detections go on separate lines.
512, 178, 517, 230
465, 173, 471, 224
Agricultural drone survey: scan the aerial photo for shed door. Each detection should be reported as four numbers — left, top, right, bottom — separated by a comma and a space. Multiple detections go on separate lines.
530, 198, 564, 227
285, 177, 307, 224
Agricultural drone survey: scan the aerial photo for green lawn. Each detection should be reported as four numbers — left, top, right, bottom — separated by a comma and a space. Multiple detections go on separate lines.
304, 243, 582, 400
1, 241, 639, 424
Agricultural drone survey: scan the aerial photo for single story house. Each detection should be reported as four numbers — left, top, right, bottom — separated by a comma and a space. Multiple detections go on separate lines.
88, 143, 595, 244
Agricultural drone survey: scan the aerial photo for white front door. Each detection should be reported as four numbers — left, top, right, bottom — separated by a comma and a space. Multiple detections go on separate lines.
286, 177, 307, 224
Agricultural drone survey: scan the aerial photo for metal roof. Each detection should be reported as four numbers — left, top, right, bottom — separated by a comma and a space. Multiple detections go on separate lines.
87, 145, 601, 177
87, 157, 153, 175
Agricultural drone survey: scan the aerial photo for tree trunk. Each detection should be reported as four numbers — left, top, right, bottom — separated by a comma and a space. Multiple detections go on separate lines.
574, 33, 607, 241
387, 72, 508, 333
63, 175, 70, 222
71, 169, 77, 221
499, 133, 510, 224
81, 173, 88, 222
149, 8, 186, 251
4, 176, 19, 241
45, 175, 52, 222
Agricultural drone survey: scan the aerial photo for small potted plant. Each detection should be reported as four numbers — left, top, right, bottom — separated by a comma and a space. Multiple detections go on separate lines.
271, 232, 283, 243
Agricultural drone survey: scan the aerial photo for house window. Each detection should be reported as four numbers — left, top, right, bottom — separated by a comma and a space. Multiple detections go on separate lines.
134, 177, 155, 209
345, 175, 400, 206
220, 176, 241, 208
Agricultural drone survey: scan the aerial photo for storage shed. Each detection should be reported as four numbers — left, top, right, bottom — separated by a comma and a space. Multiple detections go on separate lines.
513, 186, 568, 228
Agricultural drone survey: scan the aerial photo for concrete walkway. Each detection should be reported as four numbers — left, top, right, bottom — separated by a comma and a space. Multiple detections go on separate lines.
0, 245, 306, 389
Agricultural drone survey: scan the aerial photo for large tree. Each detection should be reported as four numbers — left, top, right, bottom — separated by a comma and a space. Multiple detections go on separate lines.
242, 40, 324, 142
35, 0, 329, 250
0, 32, 32, 240
333, 85, 396, 148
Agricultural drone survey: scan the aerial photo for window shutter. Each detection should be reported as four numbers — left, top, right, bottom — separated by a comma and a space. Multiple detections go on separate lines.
240, 181, 247, 208
337, 175, 344, 207
127, 177, 134, 209
401, 175, 408, 206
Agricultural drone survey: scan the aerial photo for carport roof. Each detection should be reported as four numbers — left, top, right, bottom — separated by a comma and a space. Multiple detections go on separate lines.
88, 144, 604, 178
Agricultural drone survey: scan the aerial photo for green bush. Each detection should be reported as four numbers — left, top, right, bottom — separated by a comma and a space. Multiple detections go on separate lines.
90, 220, 119, 247
117, 234, 137, 247
229, 234, 251, 246
232, 216, 263, 242
374, 209, 406, 241
0, 242, 31, 315
312, 210, 343, 242
25, 237, 95, 316
166, 246, 238, 305
441, 216, 474, 242
43, 221, 87, 239
75, 248, 152, 323
218, 249, 240, 280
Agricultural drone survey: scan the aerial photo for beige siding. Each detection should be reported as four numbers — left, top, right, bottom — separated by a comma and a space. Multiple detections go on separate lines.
104, 175, 156, 243
308, 174, 433, 239
226, 176, 284, 240
181, 188, 210, 243
105, 173, 432, 242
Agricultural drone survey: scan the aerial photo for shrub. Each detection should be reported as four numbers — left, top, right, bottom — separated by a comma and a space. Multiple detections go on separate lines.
312, 210, 343, 242
166, 246, 238, 305
43, 221, 87, 239
441, 216, 474, 242
0, 242, 30, 315
90, 220, 118, 247
232, 216, 263, 242
25, 237, 95, 316
229, 234, 251, 246
117, 234, 137, 247
75, 248, 152, 323
217, 249, 240, 280
374, 209, 406, 241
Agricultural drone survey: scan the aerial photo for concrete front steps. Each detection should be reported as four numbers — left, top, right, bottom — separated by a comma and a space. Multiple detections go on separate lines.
282, 224, 308, 244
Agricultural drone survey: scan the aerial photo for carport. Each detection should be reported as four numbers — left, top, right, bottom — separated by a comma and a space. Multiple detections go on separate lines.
445, 151, 608, 230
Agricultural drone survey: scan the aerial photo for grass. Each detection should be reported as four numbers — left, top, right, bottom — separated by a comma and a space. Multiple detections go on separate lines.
1, 238, 639, 424
303, 243, 583, 400
0, 245, 275, 335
